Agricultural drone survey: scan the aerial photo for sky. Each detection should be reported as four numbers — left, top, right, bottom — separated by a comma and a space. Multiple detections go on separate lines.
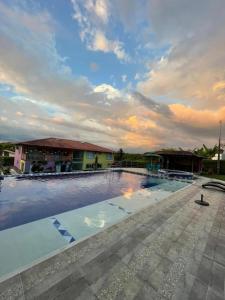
0, 0, 225, 152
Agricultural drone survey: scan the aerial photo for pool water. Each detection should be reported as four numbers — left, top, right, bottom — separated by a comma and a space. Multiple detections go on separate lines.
0, 171, 188, 231
0, 171, 191, 278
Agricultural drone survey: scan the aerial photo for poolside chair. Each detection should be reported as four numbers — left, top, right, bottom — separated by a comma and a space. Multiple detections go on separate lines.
202, 181, 225, 192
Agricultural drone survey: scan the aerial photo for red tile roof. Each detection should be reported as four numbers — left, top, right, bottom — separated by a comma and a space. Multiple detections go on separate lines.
155, 150, 203, 158
18, 138, 113, 153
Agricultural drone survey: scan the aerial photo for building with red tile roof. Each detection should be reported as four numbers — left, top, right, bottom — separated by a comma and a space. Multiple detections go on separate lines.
14, 138, 113, 173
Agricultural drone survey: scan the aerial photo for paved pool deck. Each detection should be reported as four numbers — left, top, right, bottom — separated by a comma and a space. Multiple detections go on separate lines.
0, 172, 225, 299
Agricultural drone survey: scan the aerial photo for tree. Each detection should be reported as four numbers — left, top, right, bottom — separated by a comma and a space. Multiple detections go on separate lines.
118, 148, 124, 161
193, 144, 219, 159
114, 148, 124, 161
0, 142, 15, 153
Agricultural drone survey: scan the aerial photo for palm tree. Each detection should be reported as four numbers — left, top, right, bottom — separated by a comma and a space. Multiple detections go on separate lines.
193, 144, 219, 158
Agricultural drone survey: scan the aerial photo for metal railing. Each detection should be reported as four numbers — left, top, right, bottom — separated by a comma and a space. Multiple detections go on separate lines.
112, 161, 147, 168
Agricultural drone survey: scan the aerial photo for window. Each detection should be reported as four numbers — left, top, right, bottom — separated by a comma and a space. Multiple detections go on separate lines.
73, 151, 83, 160
87, 152, 95, 159
106, 153, 113, 160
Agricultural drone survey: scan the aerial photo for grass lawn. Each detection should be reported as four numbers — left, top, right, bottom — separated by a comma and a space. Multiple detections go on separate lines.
203, 174, 225, 181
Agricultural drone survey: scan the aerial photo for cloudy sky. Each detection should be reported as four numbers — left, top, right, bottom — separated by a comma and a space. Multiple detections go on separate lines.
0, 0, 225, 152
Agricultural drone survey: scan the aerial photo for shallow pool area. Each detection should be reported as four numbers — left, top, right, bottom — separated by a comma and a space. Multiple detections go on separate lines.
0, 170, 191, 278
0, 171, 189, 231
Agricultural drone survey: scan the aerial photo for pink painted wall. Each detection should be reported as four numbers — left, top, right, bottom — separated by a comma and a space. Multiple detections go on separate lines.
14, 145, 72, 173
14, 146, 22, 169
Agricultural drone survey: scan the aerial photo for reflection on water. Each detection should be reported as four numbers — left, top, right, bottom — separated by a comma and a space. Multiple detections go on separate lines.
121, 187, 134, 199
0, 172, 188, 231
0, 172, 151, 231
84, 211, 106, 228
8, 181, 16, 188
140, 177, 164, 189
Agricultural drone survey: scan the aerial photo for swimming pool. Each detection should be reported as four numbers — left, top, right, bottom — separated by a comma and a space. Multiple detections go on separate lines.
0, 170, 191, 278
0, 171, 187, 231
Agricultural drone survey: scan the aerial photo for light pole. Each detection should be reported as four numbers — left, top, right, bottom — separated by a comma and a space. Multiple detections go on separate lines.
217, 120, 222, 175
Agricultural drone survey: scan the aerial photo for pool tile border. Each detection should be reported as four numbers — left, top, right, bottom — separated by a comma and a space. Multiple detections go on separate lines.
51, 218, 76, 244
2, 168, 193, 184
107, 202, 132, 215
3, 169, 111, 178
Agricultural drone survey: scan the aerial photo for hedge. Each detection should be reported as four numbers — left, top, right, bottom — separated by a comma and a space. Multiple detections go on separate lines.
202, 159, 225, 174
0, 156, 14, 166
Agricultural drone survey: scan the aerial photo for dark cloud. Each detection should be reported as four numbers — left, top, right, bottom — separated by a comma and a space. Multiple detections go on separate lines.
1, 1, 225, 152
133, 92, 172, 116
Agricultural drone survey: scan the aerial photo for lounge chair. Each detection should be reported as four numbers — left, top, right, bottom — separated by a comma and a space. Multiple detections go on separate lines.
202, 181, 225, 192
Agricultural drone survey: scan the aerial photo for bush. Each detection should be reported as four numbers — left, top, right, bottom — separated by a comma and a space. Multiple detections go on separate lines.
202, 159, 225, 175
3, 167, 11, 175
0, 156, 14, 166
114, 153, 151, 162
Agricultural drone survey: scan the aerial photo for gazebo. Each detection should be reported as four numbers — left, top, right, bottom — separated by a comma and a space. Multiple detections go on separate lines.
144, 152, 162, 172
155, 150, 203, 173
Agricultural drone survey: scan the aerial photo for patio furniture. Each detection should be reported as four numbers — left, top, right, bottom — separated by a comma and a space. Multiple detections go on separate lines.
202, 181, 225, 192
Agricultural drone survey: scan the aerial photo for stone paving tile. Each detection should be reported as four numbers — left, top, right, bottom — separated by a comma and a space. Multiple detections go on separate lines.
133, 282, 161, 300
20, 250, 71, 297
216, 233, 225, 247
210, 261, 225, 296
99, 190, 205, 299
158, 205, 220, 298
195, 256, 213, 286
214, 244, 225, 267
206, 287, 224, 300
185, 192, 225, 300
188, 278, 208, 300
184, 249, 203, 277
21, 258, 87, 299
147, 257, 173, 291
114, 275, 144, 300
2, 178, 225, 300
54, 284, 96, 300
90, 261, 137, 300
171, 272, 196, 300
120, 242, 145, 266
166, 241, 186, 263
36, 270, 93, 300
135, 251, 163, 283
0, 274, 24, 300
127, 225, 154, 242
82, 252, 120, 284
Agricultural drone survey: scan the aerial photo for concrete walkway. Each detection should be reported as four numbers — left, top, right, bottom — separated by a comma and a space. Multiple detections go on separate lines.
1, 177, 225, 299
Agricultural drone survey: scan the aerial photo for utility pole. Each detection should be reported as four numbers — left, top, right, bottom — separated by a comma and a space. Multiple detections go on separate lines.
217, 120, 222, 175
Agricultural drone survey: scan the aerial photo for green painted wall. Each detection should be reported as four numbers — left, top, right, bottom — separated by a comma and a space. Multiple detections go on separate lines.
82, 151, 113, 170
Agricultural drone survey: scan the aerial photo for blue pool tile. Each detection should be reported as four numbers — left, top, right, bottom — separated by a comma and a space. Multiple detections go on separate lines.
0, 218, 67, 278
51, 217, 76, 244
